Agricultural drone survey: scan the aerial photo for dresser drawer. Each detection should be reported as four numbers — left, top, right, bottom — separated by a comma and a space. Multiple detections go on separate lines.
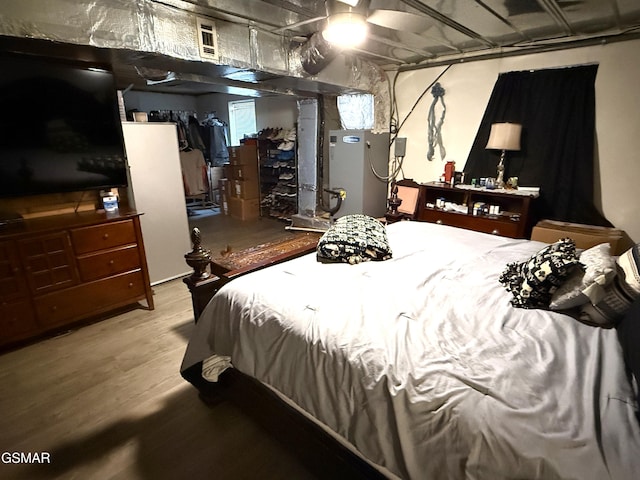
71, 220, 137, 255
468, 217, 519, 238
77, 245, 141, 283
35, 270, 146, 327
0, 240, 29, 301
19, 232, 79, 295
0, 299, 39, 345
420, 209, 520, 238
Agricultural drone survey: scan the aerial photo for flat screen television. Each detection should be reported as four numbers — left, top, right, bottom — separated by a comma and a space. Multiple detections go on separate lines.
0, 53, 127, 198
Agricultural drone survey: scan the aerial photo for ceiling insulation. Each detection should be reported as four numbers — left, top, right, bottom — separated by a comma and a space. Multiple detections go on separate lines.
1, 0, 639, 97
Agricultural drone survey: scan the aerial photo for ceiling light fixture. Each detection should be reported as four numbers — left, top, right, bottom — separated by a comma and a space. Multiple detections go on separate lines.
322, 0, 368, 48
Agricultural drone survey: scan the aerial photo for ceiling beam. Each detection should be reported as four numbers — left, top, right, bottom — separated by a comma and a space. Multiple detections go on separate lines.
396, 0, 496, 47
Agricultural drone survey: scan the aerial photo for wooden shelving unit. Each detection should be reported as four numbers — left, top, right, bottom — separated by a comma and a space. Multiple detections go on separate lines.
416, 182, 538, 238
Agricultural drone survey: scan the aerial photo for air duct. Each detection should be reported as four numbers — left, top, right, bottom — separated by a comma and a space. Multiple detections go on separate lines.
0, 0, 389, 129
298, 32, 338, 76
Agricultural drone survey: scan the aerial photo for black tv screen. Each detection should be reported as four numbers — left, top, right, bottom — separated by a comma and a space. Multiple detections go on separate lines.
0, 53, 127, 197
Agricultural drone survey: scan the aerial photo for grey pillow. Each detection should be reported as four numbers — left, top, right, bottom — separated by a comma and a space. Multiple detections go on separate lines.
549, 243, 617, 310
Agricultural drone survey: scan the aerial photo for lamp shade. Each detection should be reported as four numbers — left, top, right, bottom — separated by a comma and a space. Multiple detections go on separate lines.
486, 123, 522, 151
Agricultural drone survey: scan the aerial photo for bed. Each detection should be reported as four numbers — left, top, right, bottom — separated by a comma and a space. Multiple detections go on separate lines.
180, 220, 640, 479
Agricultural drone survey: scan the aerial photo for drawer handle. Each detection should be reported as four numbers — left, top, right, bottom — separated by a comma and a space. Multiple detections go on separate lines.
436, 220, 443, 225
51, 305, 58, 312
128, 282, 134, 288
103, 233, 109, 240
491, 229, 500, 235
108, 260, 115, 266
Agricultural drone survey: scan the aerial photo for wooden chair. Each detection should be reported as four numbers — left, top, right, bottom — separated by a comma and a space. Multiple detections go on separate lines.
387, 178, 421, 221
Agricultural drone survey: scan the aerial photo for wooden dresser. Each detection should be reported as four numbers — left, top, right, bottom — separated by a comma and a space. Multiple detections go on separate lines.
416, 182, 538, 238
0, 209, 154, 348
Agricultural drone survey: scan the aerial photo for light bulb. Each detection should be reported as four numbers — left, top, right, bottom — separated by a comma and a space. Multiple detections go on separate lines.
322, 13, 367, 48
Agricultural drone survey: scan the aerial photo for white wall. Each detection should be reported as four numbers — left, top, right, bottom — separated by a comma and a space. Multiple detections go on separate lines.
255, 96, 298, 129
390, 38, 640, 243
196, 93, 298, 130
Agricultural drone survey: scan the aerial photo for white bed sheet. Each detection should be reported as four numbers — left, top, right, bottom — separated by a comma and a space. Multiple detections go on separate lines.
181, 221, 640, 479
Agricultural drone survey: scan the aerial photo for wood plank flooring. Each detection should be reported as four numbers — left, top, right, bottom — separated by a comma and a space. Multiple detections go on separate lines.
187, 207, 300, 258
0, 279, 322, 480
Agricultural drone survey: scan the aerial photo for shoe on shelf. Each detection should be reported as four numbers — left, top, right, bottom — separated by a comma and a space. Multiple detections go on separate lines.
278, 140, 295, 151
272, 128, 287, 141
267, 128, 281, 140
284, 128, 296, 141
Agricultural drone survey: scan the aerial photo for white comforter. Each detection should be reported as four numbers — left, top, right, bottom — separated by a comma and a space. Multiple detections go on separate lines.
181, 221, 640, 479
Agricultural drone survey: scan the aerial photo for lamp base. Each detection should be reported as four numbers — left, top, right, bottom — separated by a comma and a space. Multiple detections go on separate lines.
496, 150, 506, 188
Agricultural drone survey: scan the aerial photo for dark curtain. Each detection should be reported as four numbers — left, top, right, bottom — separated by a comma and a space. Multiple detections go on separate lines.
463, 64, 612, 227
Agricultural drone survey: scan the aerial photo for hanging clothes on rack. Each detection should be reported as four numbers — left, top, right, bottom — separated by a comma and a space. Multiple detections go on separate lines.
201, 113, 230, 166
179, 148, 208, 196
172, 112, 190, 151
187, 115, 207, 154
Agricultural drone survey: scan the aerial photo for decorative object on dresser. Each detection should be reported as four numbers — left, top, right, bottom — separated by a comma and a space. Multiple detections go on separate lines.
417, 182, 538, 238
0, 209, 154, 349
485, 122, 522, 189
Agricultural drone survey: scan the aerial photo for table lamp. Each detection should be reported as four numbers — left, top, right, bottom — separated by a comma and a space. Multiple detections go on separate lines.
485, 122, 522, 188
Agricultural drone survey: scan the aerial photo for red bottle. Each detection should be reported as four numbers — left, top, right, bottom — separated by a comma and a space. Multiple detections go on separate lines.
444, 161, 455, 183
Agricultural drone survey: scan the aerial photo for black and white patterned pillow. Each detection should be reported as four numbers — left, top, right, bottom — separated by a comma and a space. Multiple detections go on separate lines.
317, 214, 392, 264
500, 238, 581, 309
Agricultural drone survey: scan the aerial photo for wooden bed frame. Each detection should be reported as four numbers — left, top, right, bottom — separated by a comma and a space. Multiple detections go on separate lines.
181, 226, 640, 478
180, 227, 388, 479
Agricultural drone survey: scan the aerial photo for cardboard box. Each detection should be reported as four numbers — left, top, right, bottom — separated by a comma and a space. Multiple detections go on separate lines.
218, 178, 230, 215
230, 179, 259, 199
229, 164, 258, 181
531, 219, 627, 255
228, 197, 259, 221
228, 145, 257, 165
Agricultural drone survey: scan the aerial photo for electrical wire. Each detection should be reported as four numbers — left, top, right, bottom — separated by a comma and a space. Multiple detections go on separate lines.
385, 65, 453, 180
368, 141, 405, 181
395, 64, 452, 136
74, 190, 87, 213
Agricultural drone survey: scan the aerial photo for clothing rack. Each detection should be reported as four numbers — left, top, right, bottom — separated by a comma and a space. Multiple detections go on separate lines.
150, 109, 197, 124
151, 108, 227, 210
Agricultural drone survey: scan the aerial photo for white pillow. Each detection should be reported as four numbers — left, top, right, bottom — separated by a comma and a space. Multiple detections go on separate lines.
579, 243, 640, 327
549, 243, 616, 310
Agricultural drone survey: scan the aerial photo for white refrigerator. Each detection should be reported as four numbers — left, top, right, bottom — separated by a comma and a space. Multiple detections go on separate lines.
121, 122, 192, 285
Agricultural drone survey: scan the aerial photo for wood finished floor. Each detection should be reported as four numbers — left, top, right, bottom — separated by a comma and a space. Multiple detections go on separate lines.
0, 210, 331, 480
0, 279, 323, 480
186, 207, 299, 259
